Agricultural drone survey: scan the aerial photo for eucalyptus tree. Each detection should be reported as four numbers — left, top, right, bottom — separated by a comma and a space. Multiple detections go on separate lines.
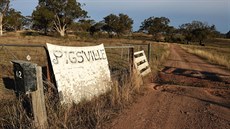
32, 0, 87, 36
89, 22, 104, 36
0, 0, 10, 35
102, 13, 133, 37
180, 21, 216, 45
139, 16, 170, 40
4, 8, 24, 31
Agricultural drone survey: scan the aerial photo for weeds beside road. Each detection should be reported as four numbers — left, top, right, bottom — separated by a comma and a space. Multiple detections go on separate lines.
0, 36, 170, 128
107, 43, 230, 129
181, 44, 230, 70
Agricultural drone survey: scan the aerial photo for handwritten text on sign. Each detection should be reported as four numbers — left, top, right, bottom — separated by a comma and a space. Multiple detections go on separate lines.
47, 43, 111, 104
52, 49, 107, 64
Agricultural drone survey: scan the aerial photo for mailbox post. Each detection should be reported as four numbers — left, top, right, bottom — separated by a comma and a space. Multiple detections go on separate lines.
12, 60, 37, 94
12, 60, 47, 128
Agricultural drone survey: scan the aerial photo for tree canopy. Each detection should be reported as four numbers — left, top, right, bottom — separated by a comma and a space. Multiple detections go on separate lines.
226, 31, 230, 38
179, 21, 217, 45
89, 22, 104, 36
32, 0, 87, 36
139, 16, 170, 40
102, 13, 133, 37
77, 19, 95, 32
32, 3, 54, 34
4, 8, 24, 31
0, 0, 225, 41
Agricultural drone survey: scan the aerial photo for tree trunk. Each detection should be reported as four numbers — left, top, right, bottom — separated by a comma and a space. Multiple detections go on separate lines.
53, 15, 66, 37
44, 27, 47, 35
14, 26, 17, 32
54, 25, 66, 37
0, 15, 3, 36
0, 24, 2, 36
59, 29, 65, 37
199, 40, 202, 45
0, 1, 9, 36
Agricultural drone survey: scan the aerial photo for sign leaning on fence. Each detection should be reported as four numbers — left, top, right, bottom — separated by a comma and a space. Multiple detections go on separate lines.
134, 50, 151, 76
46, 43, 111, 104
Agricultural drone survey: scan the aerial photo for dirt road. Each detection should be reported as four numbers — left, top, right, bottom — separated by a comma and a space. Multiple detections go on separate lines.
105, 44, 230, 129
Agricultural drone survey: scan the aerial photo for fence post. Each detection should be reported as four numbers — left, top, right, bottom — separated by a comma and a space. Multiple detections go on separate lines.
44, 48, 51, 82
147, 43, 151, 62
129, 47, 134, 76
31, 66, 48, 128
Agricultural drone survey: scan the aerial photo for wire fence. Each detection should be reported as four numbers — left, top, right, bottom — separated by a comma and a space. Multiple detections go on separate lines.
0, 43, 151, 99
0, 44, 48, 98
105, 43, 151, 80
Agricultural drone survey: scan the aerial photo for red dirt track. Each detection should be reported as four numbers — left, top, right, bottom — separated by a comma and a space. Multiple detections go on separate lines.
105, 44, 230, 129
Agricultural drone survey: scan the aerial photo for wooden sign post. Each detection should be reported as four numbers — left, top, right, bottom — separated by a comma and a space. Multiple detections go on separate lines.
31, 66, 48, 128
12, 61, 48, 128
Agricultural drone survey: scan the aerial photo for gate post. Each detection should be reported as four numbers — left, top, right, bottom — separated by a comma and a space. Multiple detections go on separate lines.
147, 43, 151, 63
129, 47, 134, 76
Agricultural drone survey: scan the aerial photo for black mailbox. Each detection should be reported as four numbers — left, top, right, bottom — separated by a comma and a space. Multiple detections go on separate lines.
12, 60, 37, 93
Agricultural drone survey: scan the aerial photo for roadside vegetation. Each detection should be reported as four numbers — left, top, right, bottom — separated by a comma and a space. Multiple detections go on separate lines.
180, 38, 230, 69
1, 0, 229, 41
150, 43, 170, 75
0, 31, 170, 128
1, 0, 229, 128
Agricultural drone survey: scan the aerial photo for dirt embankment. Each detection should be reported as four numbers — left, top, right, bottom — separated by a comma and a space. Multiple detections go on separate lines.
104, 44, 230, 129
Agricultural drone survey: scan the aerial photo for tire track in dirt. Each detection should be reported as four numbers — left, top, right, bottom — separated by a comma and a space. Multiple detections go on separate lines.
104, 44, 230, 129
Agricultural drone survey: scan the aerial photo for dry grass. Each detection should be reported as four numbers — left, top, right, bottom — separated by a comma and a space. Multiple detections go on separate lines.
0, 97, 34, 128
181, 44, 230, 69
150, 43, 170, 76
0, 31, 150, 46
0, 72, 144, 129
0, 33, 170, 128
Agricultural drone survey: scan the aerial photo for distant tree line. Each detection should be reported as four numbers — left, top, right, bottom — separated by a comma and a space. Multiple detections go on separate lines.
226, 31, 230, 38
0, 0, 229, 44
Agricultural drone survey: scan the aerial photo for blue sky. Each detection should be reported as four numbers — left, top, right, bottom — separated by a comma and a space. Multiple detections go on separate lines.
11, 0, 230, 33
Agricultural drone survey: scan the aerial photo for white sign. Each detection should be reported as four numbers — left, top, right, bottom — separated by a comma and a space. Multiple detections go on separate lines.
46, 43, 111, 104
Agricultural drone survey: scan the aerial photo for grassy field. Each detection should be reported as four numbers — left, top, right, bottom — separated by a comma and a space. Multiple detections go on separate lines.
0, 33, 170, 128
180, 38, 230, 69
